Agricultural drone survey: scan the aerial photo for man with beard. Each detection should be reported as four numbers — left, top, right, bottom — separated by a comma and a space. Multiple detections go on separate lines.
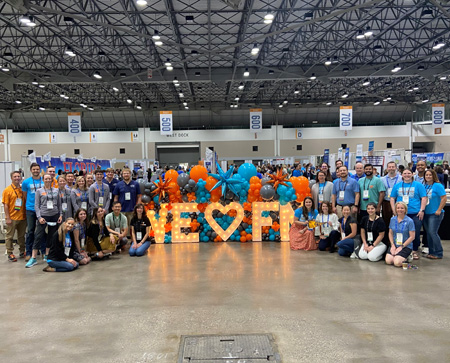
332, 165, 360, 218
358, 164, 386, 220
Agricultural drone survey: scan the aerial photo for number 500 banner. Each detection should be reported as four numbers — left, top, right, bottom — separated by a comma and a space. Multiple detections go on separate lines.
340, 106, 352, 131
432, 104, 445, 134
160, 111, 173, 135
250, 108, 262, 133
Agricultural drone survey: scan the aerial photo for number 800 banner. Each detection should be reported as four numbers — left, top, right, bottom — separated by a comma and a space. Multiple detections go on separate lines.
160, 111, 173, 135
339, 106, 352, 131
250, 108, 262, 133
432, 104, 445, 135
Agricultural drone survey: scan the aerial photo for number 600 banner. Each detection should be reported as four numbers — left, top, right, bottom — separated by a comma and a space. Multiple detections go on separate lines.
160, 111, 173, 135
249, 108, 262, 133
339, 106, 353, 131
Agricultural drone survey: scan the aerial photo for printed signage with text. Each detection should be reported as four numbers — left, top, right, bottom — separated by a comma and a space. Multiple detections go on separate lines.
296, 129, 303, 139
249, 109, 262, 133
68, 112, 81, 135
339, 106, 352, 131
432, 104, 445, 134
160, 111, 173, 135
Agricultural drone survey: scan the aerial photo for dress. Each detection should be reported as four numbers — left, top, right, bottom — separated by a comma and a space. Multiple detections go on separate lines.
290, 208, 318, 251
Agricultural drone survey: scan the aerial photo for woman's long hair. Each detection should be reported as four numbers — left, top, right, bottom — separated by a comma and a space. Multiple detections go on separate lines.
302, 197, 315, 221
58, 218, 75, 242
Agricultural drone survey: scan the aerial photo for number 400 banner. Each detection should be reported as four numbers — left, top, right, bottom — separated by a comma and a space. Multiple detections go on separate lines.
340, 106, 352, 131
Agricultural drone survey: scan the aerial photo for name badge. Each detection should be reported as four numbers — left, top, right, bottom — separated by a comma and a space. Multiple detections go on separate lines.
136, 232, 142, 240
387, 188, 392, 198
64, 247, 71, 256
98, 197, 104, 207
396, 233, 403, 246
15, 198, 22, 210
81, 238, 85, 249
81, 202, 87, 210
62, 202, 67, 212
322, 226, 330, 237
110, 192, 113, 200
339, 191, 345, 201
125, 192, 131, 200
402, 195, 409, 204
47, 200, 54, 209
367, 232, 373, 242
115, 227, 121, 233
363, 190, 369, 200
318, 194, 324, 202
341, 232, 346, 240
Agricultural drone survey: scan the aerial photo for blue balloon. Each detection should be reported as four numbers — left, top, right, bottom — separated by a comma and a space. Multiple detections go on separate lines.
177, 170, 183, 174
257, 172, 262, 179
238, 163, 257, 181
203, 236, 209, 242
269, 234, 275, 241
277, 185, 287, 196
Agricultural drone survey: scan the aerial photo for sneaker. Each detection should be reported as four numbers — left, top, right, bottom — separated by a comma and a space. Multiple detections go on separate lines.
8, 254, 17, 262
19, 252, 25, 259
25, 255, 31, 262
25, 258, 37, 268
42, 266, 55, 272
422, 247, 429, 255
350, 252, 357, 259
43, 255, 48, 262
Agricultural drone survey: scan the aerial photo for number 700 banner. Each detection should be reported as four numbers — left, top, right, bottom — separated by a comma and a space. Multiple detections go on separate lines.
340, 106, 352, 131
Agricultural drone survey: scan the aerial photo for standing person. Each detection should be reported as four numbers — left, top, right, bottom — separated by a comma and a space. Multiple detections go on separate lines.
113, 168, 142, 230
21, 162, 44, 261
357, 203, 387, 261
89, 170, 110, 216
423, 170, 446, 259
71, 176, 89, 213
103, 167, 119, 212
390, 169, 427, 260
331, 160, 343, 180
336, 205, 358, 257
85, 173, 94, 188
386, 202, 415, 267
129, 204, 151, 257
65, 171, 75, 188
47, 166, 58, 188
414, 160, 427, 183
289, 197, 318, 251
316, 201, 340, 252
2, 171, 27, 262
311, 171, 333, 208
351, 162, 365, 182
57, 175, 73, 221
381, 162, 401, 243
358, 163, 386, 219
26, 174, 62, 268
72, 209, 91, 265
105, 202, 129, 252
42, 218, 79, 272
320, 162, 333, 182
86, 208, 115, 258
332, 165, 360, 218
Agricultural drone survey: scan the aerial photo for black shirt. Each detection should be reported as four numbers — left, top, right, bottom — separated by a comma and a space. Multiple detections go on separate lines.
130, 216, 151, 241
361, 216, 386, 244
339, 216, 356, 236
48, 231, 75, 261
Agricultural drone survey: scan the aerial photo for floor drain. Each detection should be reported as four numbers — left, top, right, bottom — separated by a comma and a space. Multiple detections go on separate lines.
177, 333, 281, 362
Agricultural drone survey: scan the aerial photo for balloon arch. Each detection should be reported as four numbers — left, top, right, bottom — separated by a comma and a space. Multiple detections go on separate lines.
140, 163, 311, 243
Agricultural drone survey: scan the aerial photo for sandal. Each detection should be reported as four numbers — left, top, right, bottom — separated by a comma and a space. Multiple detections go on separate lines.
427, 254, 442, 260
413, 252, 420, 260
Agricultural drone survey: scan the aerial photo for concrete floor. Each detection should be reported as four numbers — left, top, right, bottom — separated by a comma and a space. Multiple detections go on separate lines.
1, 241, 450, 363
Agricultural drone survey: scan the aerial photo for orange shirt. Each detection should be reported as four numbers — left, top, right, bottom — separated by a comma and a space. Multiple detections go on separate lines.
2, 184, 26, 220
51, 178, 58, 188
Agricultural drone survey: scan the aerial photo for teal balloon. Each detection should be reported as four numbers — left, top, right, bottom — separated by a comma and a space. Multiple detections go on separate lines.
238, 163, 257, 181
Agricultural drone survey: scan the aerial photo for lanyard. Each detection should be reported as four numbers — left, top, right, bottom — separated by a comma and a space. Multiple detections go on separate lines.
341, 218, 348, 233
96, 182, 104, 197
425, 183, 433, 194
113, 214, 122, 229
363, 177, 373, 190
32, 178, 42, 191
319, 182, 325, 194
44, 188, 54, 202
339, 179, 348, 192
386, 175, 399, 189
78, 188, 88, 202
11, 184, 21, 199
65, 232, 72, 247
321, 214, 329, 224
366, 217, 377, 232
401, 182, 412, 197
60, 189, 70, 202
394, 218, 406, 241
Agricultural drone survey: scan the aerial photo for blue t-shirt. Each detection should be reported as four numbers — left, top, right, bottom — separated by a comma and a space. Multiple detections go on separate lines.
294, 208, 318, 221
103, 177, 119, 199
22, 177, 43, 211
424, 182, 446, 215
390, 181, 426, 214
332, 177, 360, 205
113, 180, 141, 212
389, 215, 415, 247
292, 170, 302, 177
350, 174, 364, 182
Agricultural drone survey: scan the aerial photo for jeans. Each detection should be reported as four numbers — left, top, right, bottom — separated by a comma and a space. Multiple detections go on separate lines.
337, 238, 355, 257
318, 230, 340, 251
33, 214, 59, 252
47, 260, 79, 272
407, 213, 423, 251
423, 213, 444, 258
129, 241, 150, 256
26, 210, 39, 256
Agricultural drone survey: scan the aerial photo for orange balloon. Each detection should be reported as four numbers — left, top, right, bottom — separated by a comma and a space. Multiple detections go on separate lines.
205, 176, 218, 191
250, 176, 260, 184
165, 169, 178, 182
240, 236, 246, 242
190, 165, 208, 182
246, 234, 252, 241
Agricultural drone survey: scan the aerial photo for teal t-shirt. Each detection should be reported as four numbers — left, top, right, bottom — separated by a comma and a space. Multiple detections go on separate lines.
424, 182, 446, 215
358, 176, 386, 210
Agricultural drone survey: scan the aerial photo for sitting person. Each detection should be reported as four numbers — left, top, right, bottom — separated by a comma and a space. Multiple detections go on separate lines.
43, 218, 79, 272
289, 197, 318, 251
386, 202, 415, 267
72, 208, 91, 265
105, 201, 129, 252
86, 207, 116, 258
336, 205, 358, 257
316, 201, 340, 252
129, 203, 151, 257
357, 202, 387, 261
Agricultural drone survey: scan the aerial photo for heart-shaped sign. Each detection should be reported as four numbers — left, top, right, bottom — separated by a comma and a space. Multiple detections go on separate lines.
205, 202, 245, 241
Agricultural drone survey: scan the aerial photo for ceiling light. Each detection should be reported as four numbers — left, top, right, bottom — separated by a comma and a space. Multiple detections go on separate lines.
112, 87, 119, 92
93, 71, 102, 79
32, 80, 38, 85
166, 66, 173, 71
80, 103, 87, 108
268, 70, 274, 74
152, 30, 160, 40
230, 104, 234, 108
423, 99, 429, 103
87, 107, 94, 111
326, 102, 332, 105
374, 101, 380, 105
386, 96, 392, 100
278, 104, 283, 108
417, 65, 425, 71
383, 98, 388, 102
195, 71, 201, 76
127, 99, 133, 104
185, 15, 194, 22
38, 84, 45, 88
173, 77, 179, 83
179, 92, 184, 98
136, 0, 148, 6
183, 102, 188, 106
283, 99, 288, 104
15, 100, 22, 104
342, 94, 349, 98
408, 89, 414, 92
364, 27, 373, 37
26, 16, 36, 27
164, 59, 172, 66
1, 64, 10, 72
362, 80, 370, 86
391, 64, 401, 73
38, 106, 45, 111
185, 106, 189, 109
413, 86, 419, 90
324, 58, 332, 66
432, 39, 445, 50
251, 44, 260, 55
264, 19, 273, 24
440, 76, 447, 80
238, 82, 244, 90
264, 14, 274, 20
64, 96, 69, 99
65, 46, 75, 56
304, 12, 313, 20
309, 73, 316, 80
154, 40, 163, 46
235, 96, 240, 101
243, 68, 250, 77
294, 89, 300, 94
60, 94, 66, 98
312, 120, 318, 124
19, 14, 31, 23
136, 105, 142, 110
343, 67, 349, 72
356, 30, 365, 39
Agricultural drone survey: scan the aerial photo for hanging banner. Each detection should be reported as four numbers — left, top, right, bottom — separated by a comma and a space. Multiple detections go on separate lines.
295, 129, 303, 139
160, 111, 173, 135
344, 148, 350, 168
90, 132, 98, 143
250, 108, 262, 133
323, 149, 329, 164
356, 144, 363, 162
432, 104, 445, 135
35, 156, 111, 172
68, 112, 81, 135
338, 147, 343, 161
49, 133, 57, 143
339, 106, 352, 131
368, 140, 375, 156
131, 131, 139, 142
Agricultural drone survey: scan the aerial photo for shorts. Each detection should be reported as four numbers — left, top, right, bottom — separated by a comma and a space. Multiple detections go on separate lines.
387, 246, 412, 259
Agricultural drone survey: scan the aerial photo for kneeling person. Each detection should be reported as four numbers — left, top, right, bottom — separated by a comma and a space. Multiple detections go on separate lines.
357, 202, 387, 261
105, 202, 128, 252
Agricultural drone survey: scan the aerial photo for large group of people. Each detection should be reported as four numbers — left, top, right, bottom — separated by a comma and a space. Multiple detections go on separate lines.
290, 161, 447, 266
2, 163, 148, 272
